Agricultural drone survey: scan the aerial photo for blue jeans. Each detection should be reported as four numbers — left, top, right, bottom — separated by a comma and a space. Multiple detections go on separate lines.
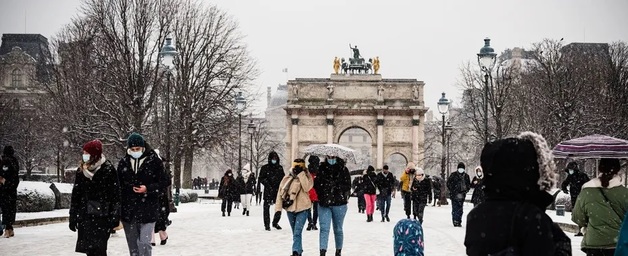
377, 194, 392, 217
287, 210, 309, 254
451, 197, 464, 224
318, 204, 348, 250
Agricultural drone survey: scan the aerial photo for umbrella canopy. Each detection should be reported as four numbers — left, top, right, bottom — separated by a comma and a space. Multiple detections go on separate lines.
552, 134, 628, 159
302, 143, 358, 163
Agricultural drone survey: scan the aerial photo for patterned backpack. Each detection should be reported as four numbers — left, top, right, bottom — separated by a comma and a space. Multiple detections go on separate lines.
394, 219, 424, 256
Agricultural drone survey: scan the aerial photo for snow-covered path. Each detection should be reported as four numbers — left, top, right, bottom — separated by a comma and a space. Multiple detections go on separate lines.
0, 195, 585, 255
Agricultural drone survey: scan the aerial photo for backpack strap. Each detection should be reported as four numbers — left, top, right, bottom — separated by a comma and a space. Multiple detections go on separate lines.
598, 188, 624, 220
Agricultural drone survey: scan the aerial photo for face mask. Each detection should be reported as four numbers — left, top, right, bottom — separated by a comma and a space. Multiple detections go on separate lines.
457, 168, 465, 173
228, 173, 232, 176
477, 172, 483, 177
82, 154, 91, 163
568, 170, 574, 175
130, 151, 143, 159
327, 158, 336, 165
271, 159, 277, 164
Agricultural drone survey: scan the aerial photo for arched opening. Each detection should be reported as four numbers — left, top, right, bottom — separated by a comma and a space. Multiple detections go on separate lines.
338, 127, 373, 172
385, 153, 408, 178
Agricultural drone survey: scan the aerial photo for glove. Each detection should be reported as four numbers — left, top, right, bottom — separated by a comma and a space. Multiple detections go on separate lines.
293, 166, 304, 175
69, 221, 77, 232
110, 218, 120, 229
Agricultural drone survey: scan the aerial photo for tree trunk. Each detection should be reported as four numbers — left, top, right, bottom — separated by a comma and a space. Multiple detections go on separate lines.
182, 138, 194, 189
173, 148, 183, 190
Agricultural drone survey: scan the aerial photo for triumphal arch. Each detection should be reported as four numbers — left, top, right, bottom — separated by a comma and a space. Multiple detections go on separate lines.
284, 46, 428, 169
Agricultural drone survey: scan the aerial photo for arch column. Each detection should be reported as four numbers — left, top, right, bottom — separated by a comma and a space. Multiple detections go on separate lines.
290, 111, 299, 162
325, 106, 336, 144
410, 106, 425, 168
375, 106, 387, 170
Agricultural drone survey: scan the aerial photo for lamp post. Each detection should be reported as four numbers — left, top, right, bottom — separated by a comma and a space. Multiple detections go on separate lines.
247, 117, 257, 176
445, 122, 453, 176
235, 92, 246, 172
437, 92, 451, 205
477, 38, 497, 143
159, 36, 178, 209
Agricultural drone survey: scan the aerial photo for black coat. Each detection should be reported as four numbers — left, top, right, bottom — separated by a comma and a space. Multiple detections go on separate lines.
465, 200, 571, 256
376, 171, 396, 196
362, 172, 378, 195
0, 154, 20, 192
236, 174, 256, 194
70, 160, 121, 253
258, 152, 284, 201
352, 177, 364, 194
560, 170, 589, 198
218, 174, 238, 201
410, 178, 432, 203
117, 148, 169, 223
314, 160, 351, 207
470, 177, 485, 205
447, 172, 471, 199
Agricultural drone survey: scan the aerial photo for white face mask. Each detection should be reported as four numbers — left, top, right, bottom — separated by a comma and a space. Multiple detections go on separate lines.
82, 154, 91, 163
477, 172, 483, 177
568, 169, 574, 175
457, 168, 465, 173
130, 151, 143, 159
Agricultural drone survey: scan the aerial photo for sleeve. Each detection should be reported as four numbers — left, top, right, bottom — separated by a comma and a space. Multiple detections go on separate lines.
341, 167, 352, 193
465, 174, 471, 193
298, 171, 313, 192
570, 192, 588, 228
218, 178, 225, 198
520, 211, 569, 256
4, 159, 20, 190
69, 169, 82, 223
146, 157, 168, 196
447, 174, 454, 192
561, 177, 569, 192
616, 213, 628, 256
107, 164, 121, 224
427, 180, 433, 202
275, 178, 286, 212
258, 166, 268, 186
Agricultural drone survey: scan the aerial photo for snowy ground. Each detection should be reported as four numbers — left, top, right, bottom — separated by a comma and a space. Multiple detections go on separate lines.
1, 194, 586, 256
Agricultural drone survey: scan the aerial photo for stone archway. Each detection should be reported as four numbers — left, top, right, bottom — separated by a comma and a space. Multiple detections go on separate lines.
385, 152, 409, 178
337, 126, 374, 171
284, 73, 428, 170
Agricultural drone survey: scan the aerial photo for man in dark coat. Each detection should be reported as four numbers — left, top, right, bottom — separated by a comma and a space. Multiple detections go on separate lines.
431, 175, 442, 206
70, 140, 121, 255
376, 164, 396, 222
0, 145, 20, 238
117, 133, 169, 256
447, 162, 471, 227
464, 132, 571, 256
560, 161, 589, 211
258, 151, 285, 231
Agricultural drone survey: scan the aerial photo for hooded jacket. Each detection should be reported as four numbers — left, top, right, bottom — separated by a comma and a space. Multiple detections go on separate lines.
236, 164, 256, 195
410, 170, 432, 203
0, 146, 20, 192
470, 167, 485, 205
560, 166, 590, 198
258, 151, 284, 201
218, 170, 238, 201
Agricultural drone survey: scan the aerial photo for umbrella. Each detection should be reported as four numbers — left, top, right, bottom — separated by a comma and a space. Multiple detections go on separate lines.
302, 143, 358, 163
552, 134, 628, 159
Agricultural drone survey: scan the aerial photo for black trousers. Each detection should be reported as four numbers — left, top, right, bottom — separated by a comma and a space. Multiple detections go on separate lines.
221, 198, 233, 213
85, 249, 107, 256
307, 202, 319, 225
263, 199, 281, 228
583, 248, 615, 256
402, 191, 412, 217
0, 190, 17, 229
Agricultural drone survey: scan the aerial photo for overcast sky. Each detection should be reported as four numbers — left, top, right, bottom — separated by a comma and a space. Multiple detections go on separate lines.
1, 0, 628, 117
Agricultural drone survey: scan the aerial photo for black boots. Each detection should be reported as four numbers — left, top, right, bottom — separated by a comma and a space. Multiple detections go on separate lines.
381, 216, 385, 222
335, 249, 342, 256
320, 249, 326, 256
366, 214, 373, 222
272, 211, 282, 229
222, 212, 225, 217
292, 251, 301, 256
385, 215, 390, 222
320, 249, 341, 256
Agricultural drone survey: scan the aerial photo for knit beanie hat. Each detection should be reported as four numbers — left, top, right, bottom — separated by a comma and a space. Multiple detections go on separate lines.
127, 132, 145, 148
2, 145, 14, 156
457, 162, 466, 169
406, 162, 416, 170
83, 140, 103, 158
393, 219, 424, 256
292, 158, 306, 171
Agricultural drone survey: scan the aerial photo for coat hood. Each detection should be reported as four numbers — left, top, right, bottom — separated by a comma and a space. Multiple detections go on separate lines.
2, 145, 14, 156
268, 151, 280, 165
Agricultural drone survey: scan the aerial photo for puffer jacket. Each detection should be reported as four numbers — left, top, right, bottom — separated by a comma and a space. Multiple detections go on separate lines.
572, 176, 628, 250
275, 170, 313, 213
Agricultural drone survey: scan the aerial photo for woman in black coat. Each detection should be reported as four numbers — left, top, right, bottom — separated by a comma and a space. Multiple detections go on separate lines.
410, 168, 432, 223
219, 169, 237, 216
470, 166, 485, 207
70, 140, 121, 256
152, 150, 171, 246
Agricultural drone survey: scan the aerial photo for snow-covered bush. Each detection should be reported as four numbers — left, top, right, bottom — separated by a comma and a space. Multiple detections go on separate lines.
50, 182, 74, 209
16, 181, 56, 212
176, 189, 198, 203
549, 188, 572, 211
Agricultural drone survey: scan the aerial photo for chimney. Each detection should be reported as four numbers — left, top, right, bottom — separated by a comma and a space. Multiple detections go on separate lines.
267, 86, 272, 107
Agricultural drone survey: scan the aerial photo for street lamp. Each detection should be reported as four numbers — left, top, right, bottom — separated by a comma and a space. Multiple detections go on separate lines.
444, 122, 453, 176
159, 36, 178, 210
437, 92, 451, 205
477, 37, 497, 143
235, 92, 246, 173
247, 117, 257, 176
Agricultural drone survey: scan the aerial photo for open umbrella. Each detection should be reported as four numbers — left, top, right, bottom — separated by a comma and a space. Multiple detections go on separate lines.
302, 143, 358, 163
552, 134, 628, 159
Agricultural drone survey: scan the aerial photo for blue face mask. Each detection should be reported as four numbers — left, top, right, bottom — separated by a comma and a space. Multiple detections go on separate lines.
271, 159, 277, 164
327, 158, 336, 165
130, 151, 143, 159
82, 154, 91, 163
568, 169, 574, 175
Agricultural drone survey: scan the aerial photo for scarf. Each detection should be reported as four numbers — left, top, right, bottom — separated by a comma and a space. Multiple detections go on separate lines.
83, 155, 106, 179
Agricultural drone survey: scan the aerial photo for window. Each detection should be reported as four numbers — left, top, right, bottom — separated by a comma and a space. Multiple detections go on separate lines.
11, 69, 23, 87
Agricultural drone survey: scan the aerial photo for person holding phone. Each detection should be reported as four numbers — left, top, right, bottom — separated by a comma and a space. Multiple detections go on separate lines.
117, 133, 169, 256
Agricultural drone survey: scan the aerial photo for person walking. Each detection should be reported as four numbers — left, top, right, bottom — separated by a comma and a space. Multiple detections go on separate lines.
306, 156, 320, 231
315, 156, 351, 256
362, 165, 378, 222
352, 176, 365, 213
561, 161, 590, 236
233, 171, 242, 210
117, 133, 169, 256
258, 151, 285, 231
464, 132, 571, 255
410, 168, 432, 223
431, 175, 442, 207
276, 159, 313, 256
572, 158, 628, 256
399, 162, 416, 219
376, 164, 396, 222
150, 150, 170, 246
69, 140, 121, 256
236, 164, 256, 216
470, 166, 485, 207
218, 169, 237, 217
0, 146, 19, 238
447, 162, 470, 227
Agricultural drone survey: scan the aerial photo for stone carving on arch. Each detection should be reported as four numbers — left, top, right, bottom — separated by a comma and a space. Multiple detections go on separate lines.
333, 118, 377, 144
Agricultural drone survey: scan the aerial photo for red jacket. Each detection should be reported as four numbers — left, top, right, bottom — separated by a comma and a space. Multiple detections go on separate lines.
308, 173, 318, 202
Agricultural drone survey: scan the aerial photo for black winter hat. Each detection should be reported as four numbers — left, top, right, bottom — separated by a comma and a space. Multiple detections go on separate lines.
3, 145, 14, 156
127, 132, 145, 148
457, 162, 465, 169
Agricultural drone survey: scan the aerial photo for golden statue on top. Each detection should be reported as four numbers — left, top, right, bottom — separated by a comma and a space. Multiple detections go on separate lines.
372, 56, 380, 74
333, 57, 341, 74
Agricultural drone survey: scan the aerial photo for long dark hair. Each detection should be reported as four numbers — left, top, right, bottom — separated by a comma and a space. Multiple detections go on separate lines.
599, 158, 620, 188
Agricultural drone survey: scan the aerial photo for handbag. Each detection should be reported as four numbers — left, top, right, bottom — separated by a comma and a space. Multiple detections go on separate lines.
86, 200, 110, 217
368, 176, 379, 195
281, 177, 297, 209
